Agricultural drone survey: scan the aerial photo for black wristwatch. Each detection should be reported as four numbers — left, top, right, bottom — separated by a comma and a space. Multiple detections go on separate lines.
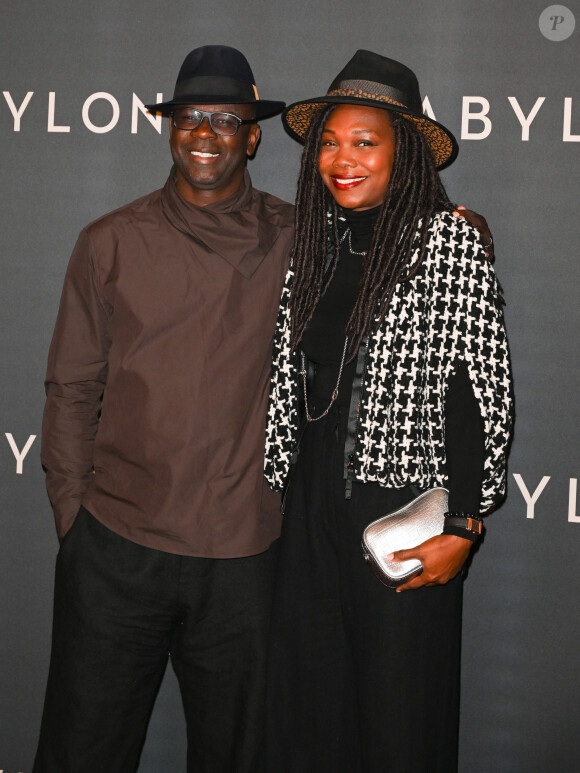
443, 512, 484, 542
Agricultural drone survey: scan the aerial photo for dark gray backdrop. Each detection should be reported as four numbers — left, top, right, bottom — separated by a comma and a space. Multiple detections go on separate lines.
1, 1, 578, 770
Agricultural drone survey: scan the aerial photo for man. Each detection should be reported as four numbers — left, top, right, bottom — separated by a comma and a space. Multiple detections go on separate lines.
34, 44, 492, 772
34, 45, 293, 773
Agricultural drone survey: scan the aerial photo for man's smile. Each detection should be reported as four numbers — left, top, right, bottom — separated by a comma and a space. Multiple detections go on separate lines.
190, 150, 220, 159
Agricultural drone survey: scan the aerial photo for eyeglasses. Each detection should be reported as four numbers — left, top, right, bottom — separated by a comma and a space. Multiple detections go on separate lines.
171, 108, 255, 136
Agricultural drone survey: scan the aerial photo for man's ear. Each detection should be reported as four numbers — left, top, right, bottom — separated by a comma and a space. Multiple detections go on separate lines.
246, 123, 261, 158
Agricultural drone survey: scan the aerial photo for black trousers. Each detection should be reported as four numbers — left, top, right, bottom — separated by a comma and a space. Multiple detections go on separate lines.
33, 507, 277, 773
266, 404, 463, 773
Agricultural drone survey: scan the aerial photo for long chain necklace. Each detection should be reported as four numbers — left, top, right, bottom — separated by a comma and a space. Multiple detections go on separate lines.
347, 228, 368, 256
299, 223, 365, 422
300, 337, 349, 422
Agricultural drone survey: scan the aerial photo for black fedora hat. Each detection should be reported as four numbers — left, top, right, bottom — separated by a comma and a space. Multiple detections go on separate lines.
146, 45, 285, 121
283, 50, 458, 169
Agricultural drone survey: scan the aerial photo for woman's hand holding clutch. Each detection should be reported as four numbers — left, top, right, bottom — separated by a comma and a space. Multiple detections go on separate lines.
387, 535, 473, 593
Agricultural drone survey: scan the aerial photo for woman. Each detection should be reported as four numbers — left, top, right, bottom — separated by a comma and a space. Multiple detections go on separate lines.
264, 51, 513, 772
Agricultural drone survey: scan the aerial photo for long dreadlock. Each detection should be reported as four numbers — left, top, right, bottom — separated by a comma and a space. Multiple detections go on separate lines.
289, 105, 453, 360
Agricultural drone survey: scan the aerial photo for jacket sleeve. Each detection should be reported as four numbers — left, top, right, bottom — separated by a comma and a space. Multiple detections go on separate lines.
445, 217, 514, 512
41, 228, 110, 539
264, 269, 300, 491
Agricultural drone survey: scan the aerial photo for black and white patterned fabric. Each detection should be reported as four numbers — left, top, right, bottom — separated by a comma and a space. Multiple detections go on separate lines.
264, 211, 514, 513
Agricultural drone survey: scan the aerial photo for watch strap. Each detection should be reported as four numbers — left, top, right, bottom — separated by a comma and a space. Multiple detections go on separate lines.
443, 513, 484, 542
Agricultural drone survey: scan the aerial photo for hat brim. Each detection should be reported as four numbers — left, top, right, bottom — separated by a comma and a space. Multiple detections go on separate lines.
282, 96, 458, 169
145, 97, 286, 121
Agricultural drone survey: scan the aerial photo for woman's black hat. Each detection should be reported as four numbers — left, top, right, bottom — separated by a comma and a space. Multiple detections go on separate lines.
146, 45, 285, 120
282, 49, 458, 168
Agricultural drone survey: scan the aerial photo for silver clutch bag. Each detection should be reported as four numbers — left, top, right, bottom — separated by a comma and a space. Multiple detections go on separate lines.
362, 487, 449, 588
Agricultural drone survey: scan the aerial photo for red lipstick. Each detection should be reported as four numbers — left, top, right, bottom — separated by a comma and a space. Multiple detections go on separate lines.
330, 176, 366, 190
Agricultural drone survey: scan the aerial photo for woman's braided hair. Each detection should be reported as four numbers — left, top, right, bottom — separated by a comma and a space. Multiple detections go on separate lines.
289, 105, 454, 360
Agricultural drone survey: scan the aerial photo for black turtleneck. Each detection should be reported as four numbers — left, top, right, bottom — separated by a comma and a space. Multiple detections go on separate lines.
300, 205, 484, 513
343, 204, 381, 252
301, 206, 379, 400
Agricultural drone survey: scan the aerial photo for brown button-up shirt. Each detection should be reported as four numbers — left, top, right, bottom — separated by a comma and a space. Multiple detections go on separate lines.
42, 171, 294, 557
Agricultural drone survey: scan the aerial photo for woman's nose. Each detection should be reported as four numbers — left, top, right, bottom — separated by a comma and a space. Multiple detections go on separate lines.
332, 146, 356, 168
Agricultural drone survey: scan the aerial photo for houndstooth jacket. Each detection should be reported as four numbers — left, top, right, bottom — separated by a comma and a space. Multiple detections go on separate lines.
264, 211, 514, 513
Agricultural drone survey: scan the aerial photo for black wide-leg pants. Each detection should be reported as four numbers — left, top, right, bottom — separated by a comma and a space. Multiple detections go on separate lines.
266, 403, 463, 773
33, 507, 277, 773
